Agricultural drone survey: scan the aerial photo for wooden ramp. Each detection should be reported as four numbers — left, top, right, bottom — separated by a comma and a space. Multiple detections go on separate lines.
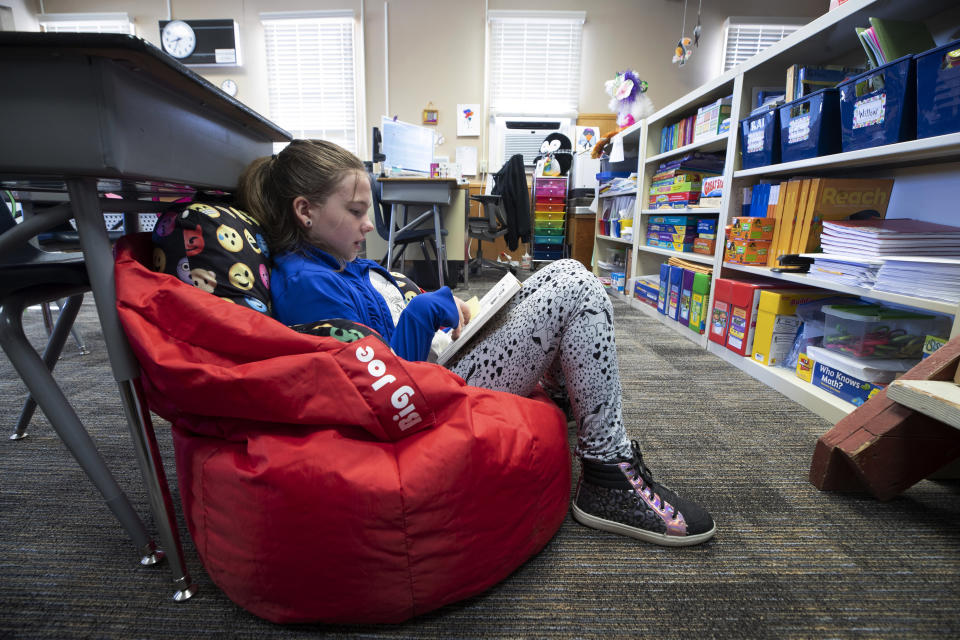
809, 336, 960, 501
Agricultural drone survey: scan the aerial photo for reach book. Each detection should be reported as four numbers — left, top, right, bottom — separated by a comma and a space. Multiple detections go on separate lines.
435, 271, 522, 366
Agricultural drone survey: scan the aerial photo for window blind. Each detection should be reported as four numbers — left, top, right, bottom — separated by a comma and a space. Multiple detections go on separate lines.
39, 12, 134, 34
487, 11, 585, 115
261, 13, 360, 154
722, 19, 804, 72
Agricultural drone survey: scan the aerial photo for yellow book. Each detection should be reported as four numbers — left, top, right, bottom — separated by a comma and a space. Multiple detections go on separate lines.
765, 182, 787, 266
771, 180, 801, 268
791, 177, 821, 254
790, 179, 812, 255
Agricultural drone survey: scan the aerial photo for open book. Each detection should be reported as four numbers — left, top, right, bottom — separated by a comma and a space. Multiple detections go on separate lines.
436, 271, 522, 366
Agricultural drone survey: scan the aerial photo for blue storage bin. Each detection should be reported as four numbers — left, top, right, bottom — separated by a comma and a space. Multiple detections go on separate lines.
915, 39, 960, 139
740, 105, 780, 169
533, 248, 564, 260
838, 55, 916, 152
778, 88, 841, 163
534, 234, 564, 245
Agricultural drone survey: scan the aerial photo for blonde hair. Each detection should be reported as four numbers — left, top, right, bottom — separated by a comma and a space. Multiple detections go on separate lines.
236, 139, 367, 256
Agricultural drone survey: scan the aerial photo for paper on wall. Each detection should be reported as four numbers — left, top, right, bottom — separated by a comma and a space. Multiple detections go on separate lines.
456, 146, 478, 176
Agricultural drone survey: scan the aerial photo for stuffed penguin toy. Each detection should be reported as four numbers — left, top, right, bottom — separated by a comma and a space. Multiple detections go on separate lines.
535, 132, 573, 176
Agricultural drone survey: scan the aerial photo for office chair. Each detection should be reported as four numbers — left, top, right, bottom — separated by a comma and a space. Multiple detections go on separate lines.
369, 173, 448, 288
0, 197, 163, 566
467, 194, 515, 278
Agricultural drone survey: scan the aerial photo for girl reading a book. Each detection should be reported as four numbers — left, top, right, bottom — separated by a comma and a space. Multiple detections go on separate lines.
237, 139, 715, 547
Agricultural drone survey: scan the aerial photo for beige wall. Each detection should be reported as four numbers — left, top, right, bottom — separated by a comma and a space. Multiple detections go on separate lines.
34, 0, 828, 171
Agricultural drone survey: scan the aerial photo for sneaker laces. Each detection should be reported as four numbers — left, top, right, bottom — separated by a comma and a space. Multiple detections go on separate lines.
629, 440, 679, 521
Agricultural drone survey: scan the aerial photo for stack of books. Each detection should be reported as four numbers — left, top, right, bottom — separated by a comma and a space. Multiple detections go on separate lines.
820, 219, 960, 257
810, 255, 883, 288
873, 258, 960, 303
811, 219, 960, 303
649, 153, 724, 210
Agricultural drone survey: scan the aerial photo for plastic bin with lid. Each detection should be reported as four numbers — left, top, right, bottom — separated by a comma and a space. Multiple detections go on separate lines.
821, 303, 937, 359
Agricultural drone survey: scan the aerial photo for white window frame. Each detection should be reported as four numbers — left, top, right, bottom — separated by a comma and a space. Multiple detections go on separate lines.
720, 17, 807, 74
38, 12, 135, 35
260, 10, 365, 155
486, 10, 585, 118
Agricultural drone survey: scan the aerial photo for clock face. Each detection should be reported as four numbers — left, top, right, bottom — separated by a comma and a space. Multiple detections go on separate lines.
221, 79, 238, 97
161, 20, 196, 59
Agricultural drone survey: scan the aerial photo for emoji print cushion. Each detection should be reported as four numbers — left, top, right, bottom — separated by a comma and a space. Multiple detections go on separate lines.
152, 202, 272, 314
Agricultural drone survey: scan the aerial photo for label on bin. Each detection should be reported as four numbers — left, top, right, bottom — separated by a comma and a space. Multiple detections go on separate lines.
787, 115, 811, 144
746, 126, 766, 153
853, 93, 886, 129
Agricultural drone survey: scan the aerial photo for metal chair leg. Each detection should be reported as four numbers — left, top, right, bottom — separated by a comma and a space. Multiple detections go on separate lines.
11, 293, 85, 440
55, 298, 90, 355
0, 289, 162, 567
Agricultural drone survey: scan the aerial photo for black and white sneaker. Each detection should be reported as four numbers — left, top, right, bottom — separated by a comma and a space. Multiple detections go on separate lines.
572, 440, 716, 547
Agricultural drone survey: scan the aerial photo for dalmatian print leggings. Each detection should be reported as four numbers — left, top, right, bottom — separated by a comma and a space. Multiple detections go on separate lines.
448, 259, 633, 463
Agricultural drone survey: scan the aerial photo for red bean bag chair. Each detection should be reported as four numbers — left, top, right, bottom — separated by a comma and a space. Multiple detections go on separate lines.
113, 232, 570, 624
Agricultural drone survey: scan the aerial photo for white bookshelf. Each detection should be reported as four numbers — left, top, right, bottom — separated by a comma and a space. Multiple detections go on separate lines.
599, 0, 960, 423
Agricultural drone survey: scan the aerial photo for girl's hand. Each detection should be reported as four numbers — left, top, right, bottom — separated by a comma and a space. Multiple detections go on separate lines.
451, 296, 472, 340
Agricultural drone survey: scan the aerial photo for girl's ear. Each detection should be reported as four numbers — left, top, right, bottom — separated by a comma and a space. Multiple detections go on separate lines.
292, 196, 312, 226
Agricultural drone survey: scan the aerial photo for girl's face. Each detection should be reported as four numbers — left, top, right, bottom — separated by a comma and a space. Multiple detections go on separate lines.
299, 171, 373, 261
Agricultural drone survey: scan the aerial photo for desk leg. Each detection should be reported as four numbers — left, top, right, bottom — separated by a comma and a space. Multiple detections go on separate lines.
386, 204, 398, 271
432, 204, 446, 288
68, 178, 197, 602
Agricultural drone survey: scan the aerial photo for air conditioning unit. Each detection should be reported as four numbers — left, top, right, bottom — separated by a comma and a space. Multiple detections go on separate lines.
490, 116, 573, 171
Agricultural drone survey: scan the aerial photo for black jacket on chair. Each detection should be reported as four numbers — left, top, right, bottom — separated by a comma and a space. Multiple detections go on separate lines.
492, 154, 531, 251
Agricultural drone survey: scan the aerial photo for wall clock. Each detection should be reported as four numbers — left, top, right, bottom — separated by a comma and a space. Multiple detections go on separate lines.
220, 79, 238, 97
160, 19, 196, 59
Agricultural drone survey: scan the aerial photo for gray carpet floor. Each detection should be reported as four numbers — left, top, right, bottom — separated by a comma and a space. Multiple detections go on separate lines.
1, 274, 959, 639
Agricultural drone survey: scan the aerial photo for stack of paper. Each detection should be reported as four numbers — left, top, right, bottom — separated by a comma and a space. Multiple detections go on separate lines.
820, 219, 960, 257
807, 254, 883, 288
873, 257, 960, 304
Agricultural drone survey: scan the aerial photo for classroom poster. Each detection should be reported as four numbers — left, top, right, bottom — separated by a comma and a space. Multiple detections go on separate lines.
457, 103, 480, 137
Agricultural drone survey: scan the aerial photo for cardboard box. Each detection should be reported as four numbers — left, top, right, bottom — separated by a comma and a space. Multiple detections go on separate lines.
688, 272, 711, 335
678, 269, 695, 327
693, 237, 716, 254
667, 265, 684, 320
725, 239, 772, 264
811, 361, 885, 406
701, 176, 724, 198
751, 290, 838, 366
708, 278, 734, 345
657, 264, 670, 314
796, 352, 815, 382
634, 277, 659, 307
730, 217, 776, 241
725, 281, 807, 357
